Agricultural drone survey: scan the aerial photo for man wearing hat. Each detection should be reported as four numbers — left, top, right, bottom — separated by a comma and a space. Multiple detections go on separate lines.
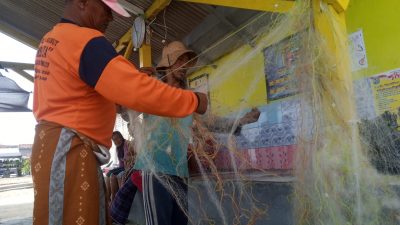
31, 1, 208, 224
133, 41, 198, 225
109, 41, 260, 225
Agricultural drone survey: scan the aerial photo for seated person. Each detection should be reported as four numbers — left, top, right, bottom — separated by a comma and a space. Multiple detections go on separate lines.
105, 131, 127, 203
110, 118, 143, 224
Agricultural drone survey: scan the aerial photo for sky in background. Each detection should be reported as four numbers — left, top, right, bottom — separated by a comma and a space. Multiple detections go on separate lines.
0, 31, 120, 163
0, 31, 37, 145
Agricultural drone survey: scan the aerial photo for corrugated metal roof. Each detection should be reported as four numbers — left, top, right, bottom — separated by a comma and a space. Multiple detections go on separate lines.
0, 0, 274, 72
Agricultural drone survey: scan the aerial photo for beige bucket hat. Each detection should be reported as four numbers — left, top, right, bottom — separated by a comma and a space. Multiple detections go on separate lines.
156, 41, 197, 70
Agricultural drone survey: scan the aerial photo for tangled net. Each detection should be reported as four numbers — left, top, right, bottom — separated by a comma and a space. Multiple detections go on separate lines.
114, 1, 400, 224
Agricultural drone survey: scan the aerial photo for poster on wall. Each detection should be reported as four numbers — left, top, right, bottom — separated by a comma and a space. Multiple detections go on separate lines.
263, 32, 305, 101
369, 68, 400, 116
349, 30, 368, 72
353, 78, 376, 120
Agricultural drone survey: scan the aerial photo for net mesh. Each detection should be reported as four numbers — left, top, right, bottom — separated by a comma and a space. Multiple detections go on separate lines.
116, 1, 400, 224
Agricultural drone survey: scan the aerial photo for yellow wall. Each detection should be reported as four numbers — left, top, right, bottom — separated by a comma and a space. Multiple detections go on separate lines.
346, 0, 400, 80
190, 44, 267, 115
188, 0, 395, 116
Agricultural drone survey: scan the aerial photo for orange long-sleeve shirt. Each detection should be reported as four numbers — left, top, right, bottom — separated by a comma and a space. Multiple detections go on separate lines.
33, 19, 199, 147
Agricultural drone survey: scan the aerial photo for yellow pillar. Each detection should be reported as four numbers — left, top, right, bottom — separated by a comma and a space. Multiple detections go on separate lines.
137, 0, 171, 67
313, 0, 353, 122
124, 40, 133, 59
139, 44, 152, 68
310, 2, 366, 224
323, 0, 349, 13
114, 0, 172, 66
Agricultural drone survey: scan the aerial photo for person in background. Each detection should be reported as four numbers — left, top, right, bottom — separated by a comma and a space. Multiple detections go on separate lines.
31, 0, 208, 224
105, 131, 128, 204
110, 118, 142, 225
115, 123, 138, 189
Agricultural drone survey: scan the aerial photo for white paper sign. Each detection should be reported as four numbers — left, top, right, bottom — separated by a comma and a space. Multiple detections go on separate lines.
349, 30, 368, 72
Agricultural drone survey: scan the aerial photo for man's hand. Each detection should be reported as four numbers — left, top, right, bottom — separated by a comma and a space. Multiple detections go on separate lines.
139, 67, 156, 76
195, 92, 208, 114
239, 108, 261, 125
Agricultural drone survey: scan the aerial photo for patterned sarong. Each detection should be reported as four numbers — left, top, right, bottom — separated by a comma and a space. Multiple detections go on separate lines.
31, 121, 110, 225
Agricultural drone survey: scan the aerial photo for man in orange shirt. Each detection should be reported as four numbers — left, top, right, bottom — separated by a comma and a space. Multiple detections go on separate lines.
31, 0, 207, 224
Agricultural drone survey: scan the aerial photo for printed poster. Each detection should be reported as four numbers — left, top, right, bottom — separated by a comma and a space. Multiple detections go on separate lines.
349, 30, 368, 72
263, 32, 306, 101
369, 68, 400, 115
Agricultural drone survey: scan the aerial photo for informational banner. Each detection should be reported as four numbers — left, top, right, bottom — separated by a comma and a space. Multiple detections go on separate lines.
349, 30, 368, 72
263, 32, 306, 101
369, 68, 400, 115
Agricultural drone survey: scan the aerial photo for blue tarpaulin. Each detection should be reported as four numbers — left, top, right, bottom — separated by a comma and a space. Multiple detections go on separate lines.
0, 70, 31, 112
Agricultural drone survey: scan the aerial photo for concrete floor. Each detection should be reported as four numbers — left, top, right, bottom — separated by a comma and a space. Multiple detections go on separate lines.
0, 176, 292, 225
0, 176, 33, 225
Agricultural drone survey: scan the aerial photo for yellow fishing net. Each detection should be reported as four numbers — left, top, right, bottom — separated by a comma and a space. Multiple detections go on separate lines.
114, 1, 400, 224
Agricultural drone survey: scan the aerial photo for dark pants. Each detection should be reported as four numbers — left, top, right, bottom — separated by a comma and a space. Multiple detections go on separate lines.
106, 167, 124, 177
143, 171, 188, 225
110, 178, 138, 224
